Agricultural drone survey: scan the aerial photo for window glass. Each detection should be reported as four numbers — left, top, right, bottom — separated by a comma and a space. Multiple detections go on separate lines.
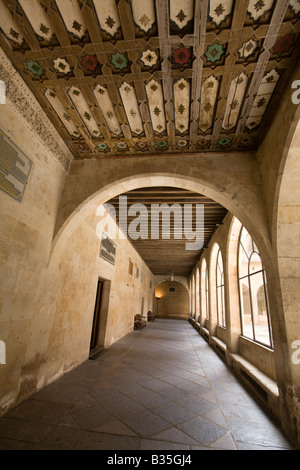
238, 226, 273, 348
216, 249, 226, 327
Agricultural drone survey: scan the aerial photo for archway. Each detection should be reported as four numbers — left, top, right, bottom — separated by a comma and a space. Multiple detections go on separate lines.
274, 113, 300, 441
154, 281, 189, 320
51, 172, 272, 265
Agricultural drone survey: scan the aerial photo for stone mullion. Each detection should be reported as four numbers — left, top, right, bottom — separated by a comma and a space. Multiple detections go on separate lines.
155, 0, 175, 150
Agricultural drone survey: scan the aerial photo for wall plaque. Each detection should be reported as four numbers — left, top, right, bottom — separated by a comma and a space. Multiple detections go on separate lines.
0, 129, 32, 202
100, 232, 116, 265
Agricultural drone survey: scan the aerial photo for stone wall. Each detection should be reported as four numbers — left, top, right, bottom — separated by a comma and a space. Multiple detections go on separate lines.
154, 280, 189, 320
0, 103, 154, 415
0, 101, 66, 413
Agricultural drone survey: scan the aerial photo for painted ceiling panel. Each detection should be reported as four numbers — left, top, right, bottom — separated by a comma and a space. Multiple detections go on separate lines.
170, 0, 194, 30
119, 82, 144, 136
45, 88, 80, 138
222, 72, 249, 131
208, 0, 234, 27
92, 0, 121, 38
199, 76, 219, 133
145, 79, 166, 134
0, 0, 25, 46
18, 0, 55, 42
93, 84, 122, 137
290, 0, 300, 15
55, 0, 87, 39
174, 78, 190, 134
68, 86, 102, 138
0, 0, 299, 164
131, 0, 156, 33
246, 69, 280, 130
247, 0, 275, 22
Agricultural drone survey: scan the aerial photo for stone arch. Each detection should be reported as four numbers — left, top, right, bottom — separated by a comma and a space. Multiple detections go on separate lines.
154, 280, 189, 320
274, 110, 300, 439
50, 172, 271, 266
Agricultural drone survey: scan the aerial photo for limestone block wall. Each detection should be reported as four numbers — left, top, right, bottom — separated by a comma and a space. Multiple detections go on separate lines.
0, 102, 67, 413
257, 62, 300, 442
154, 280, 189, 320
0, 103, 154, 416
41, 208, 155, 377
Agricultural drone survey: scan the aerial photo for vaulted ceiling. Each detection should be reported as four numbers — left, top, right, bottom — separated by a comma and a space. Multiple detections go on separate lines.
0, 0, 299, 162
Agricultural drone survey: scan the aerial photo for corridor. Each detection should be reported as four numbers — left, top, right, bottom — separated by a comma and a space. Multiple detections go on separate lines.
0, 319, 293, 450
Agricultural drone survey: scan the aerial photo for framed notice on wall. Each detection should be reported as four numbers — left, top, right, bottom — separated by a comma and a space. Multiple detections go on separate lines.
100, 232, 116, 265
0, 129, 32, 202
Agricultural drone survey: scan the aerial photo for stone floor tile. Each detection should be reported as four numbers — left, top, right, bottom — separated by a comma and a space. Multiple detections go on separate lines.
89, 388, 128, 404
0, 417, 52, 444
159, 374, 188, 386
104, 396, 146, 418
70, 403, 117, 430
227, 417, 292, 449
202, 408, 228, 428
132, 390, 171, 409
151, 427, 200, 445
92, 419, 138, 436
136, 377, 172, 392
180, 395, 219, 415
5, 399, 47, 421
0, 438, 34, 450
152, 402, 198, 425
38, 425, 83, 450
0, 319, 293, 450
177, 415, 228, 446
209, 432, 238, 450
214, 390, 250, 405
77, 431, 140, 450
121, 410, 171, 437
71, 392, 99, 409
176, 381, 211, 397
139, 439, 190, 450
32, 382, 87, 404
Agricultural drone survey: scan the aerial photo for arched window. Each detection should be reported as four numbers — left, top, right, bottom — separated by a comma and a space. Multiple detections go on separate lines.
195, 268, 200, 321
201, 259, 209, 322
216, 248, 226, 327
238, 226, 273, 348
205, 263, 209, 321
191, 274, 195, 316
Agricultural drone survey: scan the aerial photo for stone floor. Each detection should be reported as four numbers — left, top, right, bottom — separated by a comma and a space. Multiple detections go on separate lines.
0, 319, 294, 450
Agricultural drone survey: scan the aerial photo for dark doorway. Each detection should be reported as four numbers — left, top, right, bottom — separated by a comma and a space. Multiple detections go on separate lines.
90, 279, 104, 353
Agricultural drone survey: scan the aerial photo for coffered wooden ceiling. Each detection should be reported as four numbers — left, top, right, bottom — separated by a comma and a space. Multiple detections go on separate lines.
0, 0, 299, 161
107, 187, 228, 276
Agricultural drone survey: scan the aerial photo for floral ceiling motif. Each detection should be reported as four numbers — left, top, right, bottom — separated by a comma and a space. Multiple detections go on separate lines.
208, 0, 234, 27
0, 0, 299, 160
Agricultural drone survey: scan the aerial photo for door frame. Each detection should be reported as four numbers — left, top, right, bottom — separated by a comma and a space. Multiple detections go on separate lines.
89, 277, 111, 355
